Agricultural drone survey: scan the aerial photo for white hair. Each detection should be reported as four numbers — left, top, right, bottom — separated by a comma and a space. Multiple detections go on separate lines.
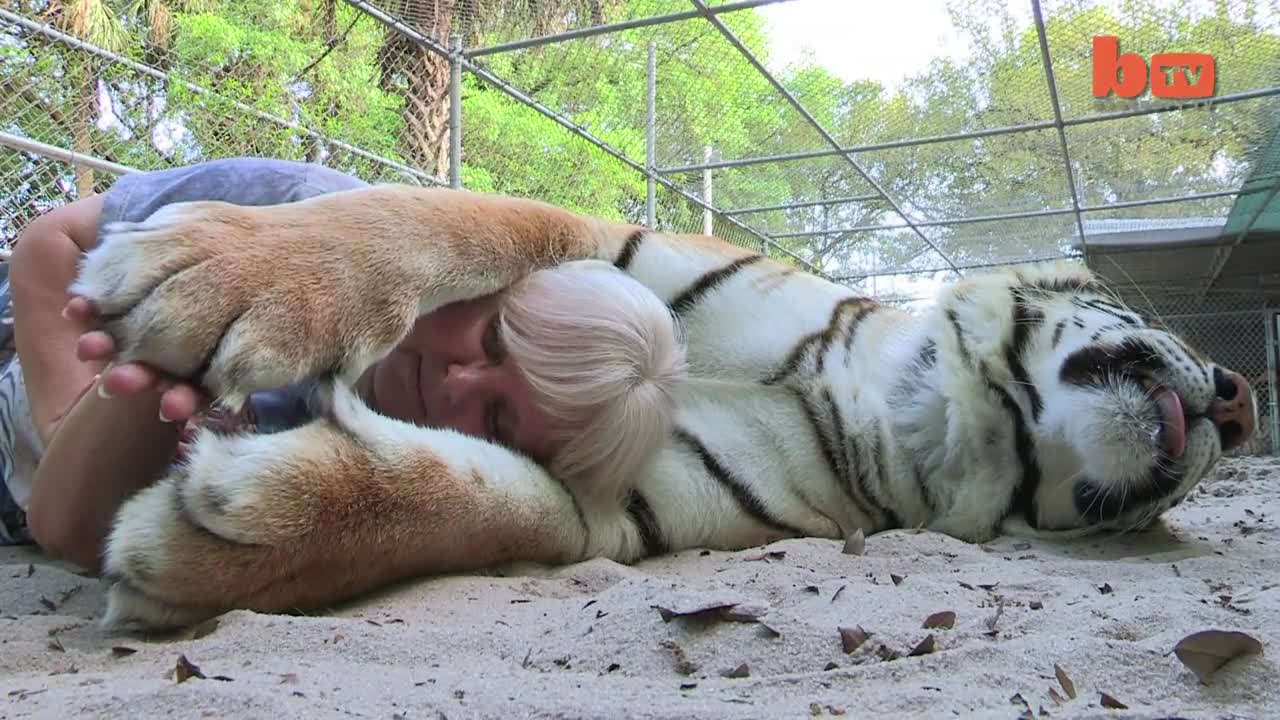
498, 259, 687, 504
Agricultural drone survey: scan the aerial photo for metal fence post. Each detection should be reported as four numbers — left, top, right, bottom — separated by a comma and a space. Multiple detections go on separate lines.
449, 33, 463, 189
646, 41, 657, 229
1266, 308, 1279, 455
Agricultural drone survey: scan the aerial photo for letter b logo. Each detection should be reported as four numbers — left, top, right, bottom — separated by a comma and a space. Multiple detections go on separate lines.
1092, 35, 1148, 97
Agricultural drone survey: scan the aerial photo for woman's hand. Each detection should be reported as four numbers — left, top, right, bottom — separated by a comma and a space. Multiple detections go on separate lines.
64, 296, 207, 424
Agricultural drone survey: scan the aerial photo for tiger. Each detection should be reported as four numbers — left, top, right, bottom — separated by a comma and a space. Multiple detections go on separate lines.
70, 185, 1258, 631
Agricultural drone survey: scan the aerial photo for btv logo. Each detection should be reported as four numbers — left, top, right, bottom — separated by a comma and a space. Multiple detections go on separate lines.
1091, 35, 1216, 99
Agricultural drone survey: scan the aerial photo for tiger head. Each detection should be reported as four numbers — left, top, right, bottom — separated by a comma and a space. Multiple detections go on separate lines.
982, 263, 1259, 536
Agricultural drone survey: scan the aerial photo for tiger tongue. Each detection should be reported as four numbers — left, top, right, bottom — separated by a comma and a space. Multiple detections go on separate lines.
1154, 388, 1186, 459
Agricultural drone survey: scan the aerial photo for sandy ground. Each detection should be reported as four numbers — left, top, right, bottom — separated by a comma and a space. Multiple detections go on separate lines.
0, 456, 1276, 720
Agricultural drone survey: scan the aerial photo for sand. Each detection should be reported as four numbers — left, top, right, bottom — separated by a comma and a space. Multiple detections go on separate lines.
0, 456, 1276, 719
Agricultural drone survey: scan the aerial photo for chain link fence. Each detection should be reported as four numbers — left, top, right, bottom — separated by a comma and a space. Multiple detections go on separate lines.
2, 0, 1277, 454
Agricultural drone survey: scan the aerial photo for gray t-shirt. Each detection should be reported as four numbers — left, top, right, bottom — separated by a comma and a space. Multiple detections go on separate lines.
0, 158, 369, 541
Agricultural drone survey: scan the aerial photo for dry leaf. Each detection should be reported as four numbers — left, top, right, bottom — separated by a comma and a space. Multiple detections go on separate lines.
111, 646, 137, 658
1029, 600, 1043, 610
908, 634, 936, 657
830, 585, 846, 603
890, 574, 905, 586
744, 551, 786, 562
1054, 664, 1077, 699
38, 596, 55, 612
1097, 583, 1113, 595
173, 655, 205, 683
843, 529, 866, 556
722, 663, 750, 678
923, 611, 956, 630
278, 673, 299, 684
839, 625, 871, 653
823, 661, 839, 671
1048, 688, 1065, 706
1172, 629, 1264, 683
1098, 692, 1127, 709
47, 639, 65, 653
26, 563, 34, 578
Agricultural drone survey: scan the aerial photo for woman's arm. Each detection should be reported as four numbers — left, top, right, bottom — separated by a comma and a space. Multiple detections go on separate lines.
10, 196, 107, 445
10, 197, 187, 571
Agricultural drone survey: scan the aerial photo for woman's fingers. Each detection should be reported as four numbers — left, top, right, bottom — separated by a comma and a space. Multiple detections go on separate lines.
158, 383, 203, 423
76, 330, 116, 363
61, 296, 96, 323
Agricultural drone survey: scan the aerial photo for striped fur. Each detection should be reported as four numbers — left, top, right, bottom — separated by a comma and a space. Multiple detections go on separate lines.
73, 187, 1253, 630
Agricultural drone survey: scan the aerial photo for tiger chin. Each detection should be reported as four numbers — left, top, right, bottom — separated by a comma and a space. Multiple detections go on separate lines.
75, 188, 1256, 632
886, 261, 1255, 543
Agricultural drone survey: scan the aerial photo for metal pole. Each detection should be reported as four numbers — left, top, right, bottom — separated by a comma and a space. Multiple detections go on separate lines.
449, 33, 463, 189
0, 131, 136, 177
702, 146, 713, 235
723, 194, 879, 216
1031, 0, 1087, 261
646, 41, 657, 229
465, 0, 797, 57
1266, 309, 1279, 455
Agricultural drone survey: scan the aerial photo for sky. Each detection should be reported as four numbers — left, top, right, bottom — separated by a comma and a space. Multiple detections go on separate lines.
758, 0, 1033, 93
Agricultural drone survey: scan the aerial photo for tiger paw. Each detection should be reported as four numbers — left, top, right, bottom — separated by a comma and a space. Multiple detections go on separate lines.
70, 201, 407, 408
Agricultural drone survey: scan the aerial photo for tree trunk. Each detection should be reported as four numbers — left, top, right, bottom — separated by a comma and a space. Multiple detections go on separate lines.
72, 56, 98, 198
378, 0, 456, 179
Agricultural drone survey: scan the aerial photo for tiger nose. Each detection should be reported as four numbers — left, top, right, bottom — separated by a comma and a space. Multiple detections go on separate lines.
1209, 368, 1255, 451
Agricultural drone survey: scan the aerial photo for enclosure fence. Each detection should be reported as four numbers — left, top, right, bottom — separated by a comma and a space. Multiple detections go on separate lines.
1, 0, 1277, 453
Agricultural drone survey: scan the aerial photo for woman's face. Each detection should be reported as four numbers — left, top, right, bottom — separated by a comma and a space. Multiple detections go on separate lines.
361, 295, 569, 465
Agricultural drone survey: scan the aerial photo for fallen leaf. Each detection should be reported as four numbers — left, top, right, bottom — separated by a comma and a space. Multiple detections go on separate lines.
38, 596, 56, 612
210, 675, 234, 682
722, 663, 750, 678
173, 655, 205, 683
1010, 692, 1030, 709
1029, 600, 1043, 610
830, 585, 846, 603
1098, 583, 1113, 595
1012, 542, 1031, 551
111, 646, 137, 659
744, 551, 786, 562
978, 583, 999, 591
1048, 688, 1065, 706
1054, 664, 1077, 700
843, 529, 866, 556
1172, 629, 1264, 684
908, 634, 936, 657
890, 574, 905, 586
679, 682, 697, 690
875, 644, 901, 662
823, 661, 838, 671
959, 582, 976, 591
26, 563, 34, 578
605, 663, 620, 673
47, 639, 65, 653
839, 625, 870, 653
923, 611, 956, 630
1098, 692, 1127, 709
803, 585, 820, 595
279, 673, 299, 684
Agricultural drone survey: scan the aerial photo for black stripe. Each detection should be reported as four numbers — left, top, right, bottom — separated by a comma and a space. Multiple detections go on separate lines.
672, 427, 804, 537
624, 490, 668, 557
1073, 297, 1141, 326
1051, 319, 1067, 348
669, 254, 764, 316
837, 300, 878, 364
764, 332, 820, 386
1007, 290, 1043, 422
614, 230, 644, 271
946, 309, 972, 368
1059, 339, 1167, 388
765, 296, 873, 384
1024, 276, 1106, 295
867, 429, 904, 530
984, 366, 1043, 529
